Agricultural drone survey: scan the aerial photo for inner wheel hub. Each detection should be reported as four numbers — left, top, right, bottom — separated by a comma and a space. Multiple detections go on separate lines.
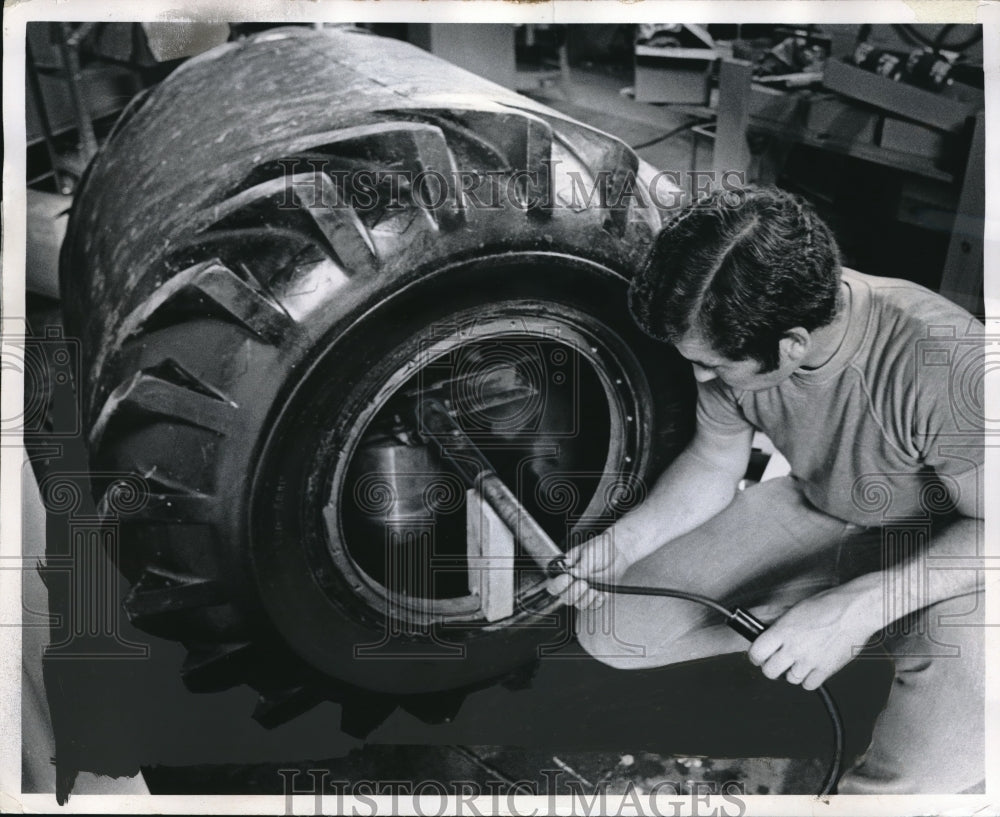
324, 308, 646, 626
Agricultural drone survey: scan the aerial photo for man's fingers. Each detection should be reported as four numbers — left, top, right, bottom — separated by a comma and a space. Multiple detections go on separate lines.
545, 573, 608, 610
747, 631, 781, 666
566, 539, 618, 577
563, 544, 589, 570
577, 588, 606, 610
761, 648, 795, 681
546, 572, 573, 597
802, 668, 827, 691
546, 567, 610, 610
563, 578, 592, 607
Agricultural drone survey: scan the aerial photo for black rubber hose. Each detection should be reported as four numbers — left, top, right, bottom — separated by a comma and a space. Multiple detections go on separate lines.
814, 684, 844, 796
421, 416, 844, 795
550, 561, 844, 797
894, 23, 982, 53
931, 23, 983, 52
587, 577, 732, 617
630, 119, 703, 152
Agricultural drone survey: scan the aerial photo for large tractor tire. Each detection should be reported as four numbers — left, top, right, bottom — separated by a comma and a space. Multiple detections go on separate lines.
60, 27, 696, 730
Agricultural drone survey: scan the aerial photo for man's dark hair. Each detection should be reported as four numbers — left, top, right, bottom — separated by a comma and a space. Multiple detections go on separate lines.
628, 186, 843, 372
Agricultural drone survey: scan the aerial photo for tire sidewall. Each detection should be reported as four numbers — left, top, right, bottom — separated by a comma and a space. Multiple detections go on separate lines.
247, 253, 694, 693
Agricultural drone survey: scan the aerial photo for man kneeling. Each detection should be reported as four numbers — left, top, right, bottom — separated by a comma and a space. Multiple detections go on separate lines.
549, 186, 985, 794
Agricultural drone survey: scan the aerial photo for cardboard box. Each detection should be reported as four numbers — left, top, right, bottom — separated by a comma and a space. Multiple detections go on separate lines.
748, 86, 878, 146
748, 83, 802, 124
634, 44, 715, 105
822, 58, 975, 132
880, 117, 947, 162
805, 94, 879, 144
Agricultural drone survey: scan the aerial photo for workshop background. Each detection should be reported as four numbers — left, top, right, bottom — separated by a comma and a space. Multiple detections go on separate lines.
20, 21, 985, 801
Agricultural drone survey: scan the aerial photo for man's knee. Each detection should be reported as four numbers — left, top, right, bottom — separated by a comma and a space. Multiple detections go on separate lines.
574, 608, 648, 669
883, 591, 985, 680
840, 593, 986, 794
573, 595, 700, 670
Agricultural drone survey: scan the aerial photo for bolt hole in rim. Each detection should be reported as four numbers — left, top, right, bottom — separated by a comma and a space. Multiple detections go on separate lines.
324, 304, 648, 627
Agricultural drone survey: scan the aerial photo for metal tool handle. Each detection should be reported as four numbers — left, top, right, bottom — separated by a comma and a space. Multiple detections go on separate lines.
727, 607, 768, 641
418, 398, 564, 567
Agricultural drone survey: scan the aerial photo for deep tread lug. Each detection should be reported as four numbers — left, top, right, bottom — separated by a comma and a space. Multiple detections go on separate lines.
119, 259, 293, 344
521, 115, 556, 212
123, 568, 227, 623
104, 469, 217, 524
252, 684, 324, 729
405, 125, 464, 227
444, 110, 554, 211
205, 121, 469, 274
599, 140, 640, 237
338, 693, 399, 738
142, 358, 231, 402
293, 172, 379, 275
95, 483, 215, 524
400, 690, 466, 725
89, 368, 237, 449
181, 642, 254, 692
125, 490, 216, 524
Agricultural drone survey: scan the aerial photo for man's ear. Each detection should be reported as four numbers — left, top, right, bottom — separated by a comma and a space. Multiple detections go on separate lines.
778, 327, 810, 366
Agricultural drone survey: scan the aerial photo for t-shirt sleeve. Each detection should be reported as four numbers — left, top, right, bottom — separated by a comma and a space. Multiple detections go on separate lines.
911, 321, 985, 483
695, 379, 752, 436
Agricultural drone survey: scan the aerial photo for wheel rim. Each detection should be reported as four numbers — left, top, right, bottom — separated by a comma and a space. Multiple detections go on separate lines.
323, 303, 648, 627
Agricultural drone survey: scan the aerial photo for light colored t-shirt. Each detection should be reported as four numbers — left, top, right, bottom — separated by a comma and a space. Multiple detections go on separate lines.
696, 268, 985, 526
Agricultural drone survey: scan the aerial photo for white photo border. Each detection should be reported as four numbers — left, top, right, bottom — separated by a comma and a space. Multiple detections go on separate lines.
2, 2, 997, 814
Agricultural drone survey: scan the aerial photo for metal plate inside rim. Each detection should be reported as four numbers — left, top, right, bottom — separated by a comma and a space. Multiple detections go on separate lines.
322, 310, 645, 626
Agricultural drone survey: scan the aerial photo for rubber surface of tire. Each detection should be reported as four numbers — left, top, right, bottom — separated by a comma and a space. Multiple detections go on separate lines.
60, 27, 695, 716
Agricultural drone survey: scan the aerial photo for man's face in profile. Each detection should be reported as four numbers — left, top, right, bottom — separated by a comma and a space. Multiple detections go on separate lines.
674, 331, 795, 392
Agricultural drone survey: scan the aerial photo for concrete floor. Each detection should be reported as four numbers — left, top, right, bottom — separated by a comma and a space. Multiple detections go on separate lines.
140, 745, 826, 797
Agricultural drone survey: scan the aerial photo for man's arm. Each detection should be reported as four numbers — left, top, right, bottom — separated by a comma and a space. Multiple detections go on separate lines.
611, 423, 755, 566
549, 421, 753, 608
845, 466, 983, 625
749, 466, 984, 690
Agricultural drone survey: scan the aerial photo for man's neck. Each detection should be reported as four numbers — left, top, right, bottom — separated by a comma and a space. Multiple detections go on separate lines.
801, 281, 852, 370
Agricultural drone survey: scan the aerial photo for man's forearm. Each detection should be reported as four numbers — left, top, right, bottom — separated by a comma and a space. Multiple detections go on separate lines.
607, 448, 742, 567
834, 517, 984, 631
